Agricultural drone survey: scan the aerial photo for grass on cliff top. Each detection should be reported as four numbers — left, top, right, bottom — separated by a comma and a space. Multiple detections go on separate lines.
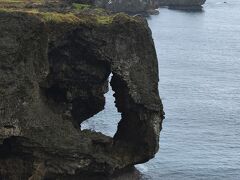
40, 12, 80, 23
0, 0, 113, 24
0, 7, 79, 23
40, 12, 114, 24
0, 7, 114, 25
72, 3, 107, 16
48, 13, 135, 25
0, 1, 138, 25
72, 3, 91, 11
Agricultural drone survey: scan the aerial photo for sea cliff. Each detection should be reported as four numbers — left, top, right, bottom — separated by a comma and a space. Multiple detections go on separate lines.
0, 0, 164, 179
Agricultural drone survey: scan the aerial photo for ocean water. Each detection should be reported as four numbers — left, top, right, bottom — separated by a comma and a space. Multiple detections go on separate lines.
82, 0, 240, 179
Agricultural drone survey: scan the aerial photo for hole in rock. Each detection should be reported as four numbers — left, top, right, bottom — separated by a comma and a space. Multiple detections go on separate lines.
81, 74, 121, 137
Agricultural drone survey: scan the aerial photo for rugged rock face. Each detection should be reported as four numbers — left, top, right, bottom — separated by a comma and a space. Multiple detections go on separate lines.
0, 1, 164, 179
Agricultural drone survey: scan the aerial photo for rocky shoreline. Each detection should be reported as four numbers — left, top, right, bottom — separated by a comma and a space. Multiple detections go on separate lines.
159, 0, 206, 10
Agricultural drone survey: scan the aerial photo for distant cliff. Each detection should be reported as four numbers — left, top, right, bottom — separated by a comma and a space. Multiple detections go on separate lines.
158, 0, 206, 9
92, 0, 206, 12
94, 0, 159, 14
72, 0, 206, 14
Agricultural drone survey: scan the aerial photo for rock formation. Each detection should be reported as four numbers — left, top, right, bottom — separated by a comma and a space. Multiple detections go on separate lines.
158, 0, 206, 9
0, 0, 164, 179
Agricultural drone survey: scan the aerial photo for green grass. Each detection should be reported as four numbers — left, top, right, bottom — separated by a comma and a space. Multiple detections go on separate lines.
0, 8, 80, 23
72, 3, 107, 15
96, 15, 113, 24
40, 12, 80, 23
0, 2, 131, 26
72, 3, 91, 11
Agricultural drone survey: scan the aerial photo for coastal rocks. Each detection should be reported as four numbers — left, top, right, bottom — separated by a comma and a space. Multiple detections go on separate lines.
93, 0, 160, 14
158, 0, 206, 9
0, 1, 164, 179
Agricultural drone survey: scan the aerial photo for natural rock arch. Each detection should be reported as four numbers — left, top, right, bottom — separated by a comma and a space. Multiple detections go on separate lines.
80, 74, 120, 137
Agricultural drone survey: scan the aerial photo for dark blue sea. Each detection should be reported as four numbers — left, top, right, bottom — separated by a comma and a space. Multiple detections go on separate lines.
82, 0, 240, 179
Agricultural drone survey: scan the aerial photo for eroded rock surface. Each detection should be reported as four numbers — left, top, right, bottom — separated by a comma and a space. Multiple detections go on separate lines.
0, 1, 164, 179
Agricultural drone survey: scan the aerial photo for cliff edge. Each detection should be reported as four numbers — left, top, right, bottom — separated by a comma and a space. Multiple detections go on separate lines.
0, 0, 164, 179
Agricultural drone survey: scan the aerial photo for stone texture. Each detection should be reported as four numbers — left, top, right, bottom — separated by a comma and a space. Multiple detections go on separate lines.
0, 1, 164, 179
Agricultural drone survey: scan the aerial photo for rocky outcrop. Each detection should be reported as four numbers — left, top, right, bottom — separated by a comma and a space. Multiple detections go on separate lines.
158, 0, 206, 9
93, 0, 159, 14
0, 1, 164, 179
